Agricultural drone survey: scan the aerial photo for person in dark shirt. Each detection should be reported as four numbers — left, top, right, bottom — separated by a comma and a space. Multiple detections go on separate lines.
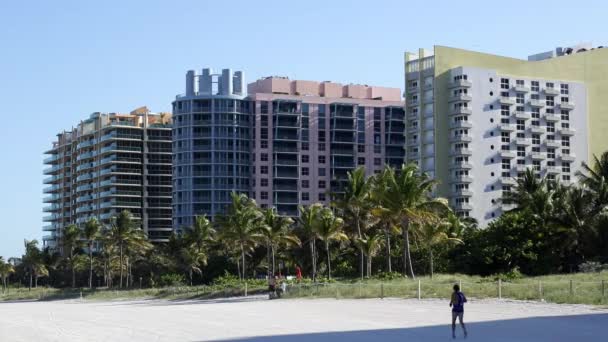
449, 284, 468, 339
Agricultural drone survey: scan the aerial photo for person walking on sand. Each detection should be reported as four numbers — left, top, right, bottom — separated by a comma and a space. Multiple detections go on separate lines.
450, 284, 468, 339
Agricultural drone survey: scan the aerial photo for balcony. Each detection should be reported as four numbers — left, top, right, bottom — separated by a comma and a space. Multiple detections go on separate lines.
452, 203, 473, 211
560, 102, 575, 110
407, 151, 421, 160
450, 148, 473, 156
332, 161, 355, 168
544, 87, 560, 96
513, 85, 530, 93
545, 114, 560, 122
530, 126, 546, 134
514, 111, 531, 120
450, 162, 473, 170
515, 164, 529, 172
453, 189, 474, 197
560, 153, 576, 162
449, 135, 473, 143
545, 140, 561, 148
559, 128, 576, 136
501, 177, 517, 186
499, 124, 516, 132
451, 176, 473, 184
449, 94, 472, 102
499, 150, 516, 159
531, 152, 546, 160
331, 148, 354, 156
546, 166, 560, 174
76, 151, 97, 161
273, 184, 298, 191
499, 97, 515, 105
77, 139, 97, 150
449, 80, 472, 88
529, 99, 544, 108
450, 107, 472, 116
407, 126, 419, 134
273, 145, 299, 153
450, 121, 472, 129
515, 138, 531, 146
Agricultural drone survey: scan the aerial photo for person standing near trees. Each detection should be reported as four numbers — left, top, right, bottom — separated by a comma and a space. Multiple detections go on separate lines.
449, 284, 468, 339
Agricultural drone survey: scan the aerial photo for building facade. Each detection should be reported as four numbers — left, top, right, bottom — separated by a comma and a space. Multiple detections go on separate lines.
43, 107, 173, 248
172, 69, 403, 228
404, 44, 608, 225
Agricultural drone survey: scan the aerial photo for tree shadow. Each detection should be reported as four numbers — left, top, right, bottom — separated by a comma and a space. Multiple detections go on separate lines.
206, 313, 608, 342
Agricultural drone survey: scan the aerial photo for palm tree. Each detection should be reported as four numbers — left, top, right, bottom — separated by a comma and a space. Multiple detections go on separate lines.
179, 244, 207, 286
577, 152, 608, 189
416, 218, 463, 279
216, 192, 264, 280
297, 203, 323, 281
62, 224, 83, 288
0, 257, 15, 294
354, 233, 384, 277
315, 207, 347, 280
371, 167, 398, 273
334, 167, 374, 279
106, 211, 152, 288
184, 215, 216, 255
261, 208, 300, 276
374, 164, 448, 278
21, 240, 48, 289
83, 218, 101, 289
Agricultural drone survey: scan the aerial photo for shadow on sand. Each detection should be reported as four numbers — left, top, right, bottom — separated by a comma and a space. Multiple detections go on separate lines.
206, 313, 608, 342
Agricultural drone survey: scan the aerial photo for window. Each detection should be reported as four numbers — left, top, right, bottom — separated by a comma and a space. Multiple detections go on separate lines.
547, 122, 555, 133
516, 93, 525, 104
533, 160, 541, 171
302, 192, 309, 201
560, 84, 569, 95
261, 140, 268, 149
318, 130, 326, 142
261, 178, 268, 187
301, 167, 309, 176
502, 159, 510, 170
532, 134, 540, 145
517, 159, 525, 165
562, 163, 571, 173
301, 142, 309, 151
561, 122, 570, 129
531, 81, 540, 92
374, 158, 381, 166
318, 155, 326, 164
501, 105, 510, 117
501, 132, 510, 143
546, 82, 554, 89
261, 191, 268, 200
260, 101, 269, 114
261, 115, 268, 127
374, 145, 382, 154
261, 153, 268, 161
302, 103, 309, 115
318, 193, 326, 201
517, 146, 525, 157
358, 145, 365, 153
501, 78, 510, 89
358, 157, 365, 165
562, 136, 570, 147
302, 180, 309, 188
516, 79, 524, 86
547, 148, 555, 159
531, 94, 540, 100
260, 165, 268, 174
561, 110, 570, 121
318, 143, 325, 151
546, 96, 554, 107
318, 180, 326, 188
546, 108, 554, 114
516, 119, 525, 131
318, 168, 326, 176
301, 155, 309, 163
561, 97, 569, 103
563, 175, 571, 181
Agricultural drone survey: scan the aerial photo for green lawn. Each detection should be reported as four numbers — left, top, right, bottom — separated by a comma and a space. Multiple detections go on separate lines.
2, 272, 607, 305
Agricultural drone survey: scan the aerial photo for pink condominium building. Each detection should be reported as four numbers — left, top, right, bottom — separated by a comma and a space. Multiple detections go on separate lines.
247, 77, 404, 215
172, 69, 403, 228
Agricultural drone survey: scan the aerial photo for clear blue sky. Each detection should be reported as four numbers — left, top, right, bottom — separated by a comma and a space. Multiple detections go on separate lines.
0, 0, 604, 259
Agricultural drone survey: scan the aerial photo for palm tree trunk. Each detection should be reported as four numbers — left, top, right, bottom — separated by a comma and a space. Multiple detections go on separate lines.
368, 257, 372, 277
236, 257, 241, 281
241, 243, 246, 280
71, 250, 76, 288
272, 246, 276, 277
356, 217, 364, 280
325, 241, 331, 280
403, 221, 415, 279
29, 272, 32, 291
267, 242, 272, 276
89, 242, 93, 289
119, 244, 124, 288
386, 226, 392, 273
429, 249, 434, 279
310, 239, 316, 282
190, 269, 193, 286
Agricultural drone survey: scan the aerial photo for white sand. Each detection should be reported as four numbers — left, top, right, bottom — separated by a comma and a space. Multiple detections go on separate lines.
0, 296, 606, 341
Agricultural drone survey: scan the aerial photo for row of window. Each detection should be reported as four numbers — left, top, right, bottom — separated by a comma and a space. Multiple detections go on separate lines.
256, 191, 326, 202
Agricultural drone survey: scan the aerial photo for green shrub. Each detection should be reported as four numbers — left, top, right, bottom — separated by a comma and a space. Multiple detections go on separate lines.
579, 261, 606, 273
158, 273, 185, 287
